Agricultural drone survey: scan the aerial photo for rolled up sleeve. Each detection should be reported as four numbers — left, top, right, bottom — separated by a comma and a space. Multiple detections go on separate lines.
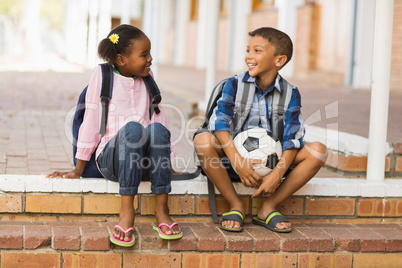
282, 87, 305, 151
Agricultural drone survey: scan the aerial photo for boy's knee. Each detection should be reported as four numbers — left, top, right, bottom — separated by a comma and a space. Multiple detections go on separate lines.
193, 132, 214, 153
307, 142, 328, 164
315, 142, 328, 156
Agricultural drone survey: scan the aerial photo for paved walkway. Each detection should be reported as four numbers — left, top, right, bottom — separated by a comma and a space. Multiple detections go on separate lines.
1, 58, 401, 177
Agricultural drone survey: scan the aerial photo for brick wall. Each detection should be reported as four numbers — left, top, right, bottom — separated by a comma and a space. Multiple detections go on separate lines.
182, 17, 229, 72
0, 187, 401, 267
184, 21, 199, 68
217, 17, 229, 72
294, 4, 320, 78
391, 0, 402, 91
1, 193, 401, 221
321, 141, 402, 176
247, 8, 278, 33
161, 28, 175, 65
395, 143, 402, 173
0, 217, 401, 267
1, 249, 401, 267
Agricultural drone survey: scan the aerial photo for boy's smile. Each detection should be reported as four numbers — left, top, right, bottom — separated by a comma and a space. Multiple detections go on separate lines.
247, 63, 257, 70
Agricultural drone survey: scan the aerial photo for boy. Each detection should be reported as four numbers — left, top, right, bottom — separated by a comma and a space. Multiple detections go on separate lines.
193, 27, 327, 233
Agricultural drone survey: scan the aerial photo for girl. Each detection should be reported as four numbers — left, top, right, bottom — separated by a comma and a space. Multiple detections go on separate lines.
47, 25, 182, 246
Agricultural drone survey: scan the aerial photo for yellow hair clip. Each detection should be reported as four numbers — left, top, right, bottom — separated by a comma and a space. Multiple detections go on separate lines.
109, 33, 119, 44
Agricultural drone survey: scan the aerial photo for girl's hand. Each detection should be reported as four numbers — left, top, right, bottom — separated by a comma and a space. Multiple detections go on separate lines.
46, 169, 81, 179
232, 156, 262, 189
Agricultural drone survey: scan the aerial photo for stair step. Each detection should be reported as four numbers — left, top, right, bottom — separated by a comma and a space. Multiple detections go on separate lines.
0, 221, 401, 252
0, 221, 401, 267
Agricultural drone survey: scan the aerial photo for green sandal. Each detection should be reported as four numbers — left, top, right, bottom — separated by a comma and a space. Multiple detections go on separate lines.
220, 210, 244, 232
252, 211, 292, 233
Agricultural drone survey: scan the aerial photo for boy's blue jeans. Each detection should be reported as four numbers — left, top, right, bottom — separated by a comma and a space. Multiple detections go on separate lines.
97, 121, 172, 195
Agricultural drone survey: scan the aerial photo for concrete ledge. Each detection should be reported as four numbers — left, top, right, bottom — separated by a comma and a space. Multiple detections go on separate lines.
305, 126, 394, 156
1, 175, 401, 198
304, 126, 400, 173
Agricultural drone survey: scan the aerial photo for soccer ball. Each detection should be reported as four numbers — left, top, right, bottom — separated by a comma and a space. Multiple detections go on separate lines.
233, 128, 282, 177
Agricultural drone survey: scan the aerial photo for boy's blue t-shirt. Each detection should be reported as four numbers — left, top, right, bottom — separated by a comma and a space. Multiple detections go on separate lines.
208, 71, 305, 151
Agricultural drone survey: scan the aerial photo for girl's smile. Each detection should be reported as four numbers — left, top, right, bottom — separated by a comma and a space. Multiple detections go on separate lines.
117, 36, 153, 78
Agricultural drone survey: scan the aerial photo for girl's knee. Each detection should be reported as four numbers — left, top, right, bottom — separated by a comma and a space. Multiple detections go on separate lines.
121, 122, 144, 141
124, 121, 144, 131
147, 122, 168, 134
147, 123, 170, 144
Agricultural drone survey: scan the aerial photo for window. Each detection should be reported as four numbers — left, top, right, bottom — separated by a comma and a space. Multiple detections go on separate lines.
252, 0, 275, 10
220, 0, 229, 16
191, 0, 228, 19
190, 0, 199, 20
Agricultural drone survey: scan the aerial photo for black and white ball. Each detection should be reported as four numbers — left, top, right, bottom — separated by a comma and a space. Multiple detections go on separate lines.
233, 128, 282, 177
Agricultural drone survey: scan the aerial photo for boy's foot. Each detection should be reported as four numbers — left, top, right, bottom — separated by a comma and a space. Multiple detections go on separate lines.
221, 202, 244, 230
257, 209, 291, 231
220, 210, 244, 232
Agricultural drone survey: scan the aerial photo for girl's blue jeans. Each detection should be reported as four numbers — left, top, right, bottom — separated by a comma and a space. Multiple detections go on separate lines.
97, 122, 172, 195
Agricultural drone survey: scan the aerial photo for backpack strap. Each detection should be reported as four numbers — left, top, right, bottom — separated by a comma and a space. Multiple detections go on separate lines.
271, 78, 293, 144
99, 63, 114, 135
171, 167, 202, 181
207, 178, 219, 224
199, 73, 254, 132
142, 75, 162, 120
233, 72, 256, 134
201, 78, 229, 129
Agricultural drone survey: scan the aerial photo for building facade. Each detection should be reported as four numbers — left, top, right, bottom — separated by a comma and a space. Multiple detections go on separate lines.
48, 0, 402, 92
125, 0, 400, 91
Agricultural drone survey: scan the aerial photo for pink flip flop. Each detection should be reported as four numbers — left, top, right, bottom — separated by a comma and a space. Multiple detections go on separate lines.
110, 225, 135, 247
152, 222, 183, 240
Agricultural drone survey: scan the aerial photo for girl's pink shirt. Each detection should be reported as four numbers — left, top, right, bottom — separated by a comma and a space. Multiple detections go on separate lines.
75, 65, 176, 161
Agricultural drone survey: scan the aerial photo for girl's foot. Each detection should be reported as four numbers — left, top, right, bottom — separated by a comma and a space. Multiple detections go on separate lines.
113, 206, 135, 241
155, 206, 182, 236
155, 193, 182, 236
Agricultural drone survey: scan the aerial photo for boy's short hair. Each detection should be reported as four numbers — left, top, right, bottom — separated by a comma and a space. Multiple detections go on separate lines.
249, 27, 293, 67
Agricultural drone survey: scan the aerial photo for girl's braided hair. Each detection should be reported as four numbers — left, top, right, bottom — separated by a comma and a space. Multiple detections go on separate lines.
98, 24, 146, 64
